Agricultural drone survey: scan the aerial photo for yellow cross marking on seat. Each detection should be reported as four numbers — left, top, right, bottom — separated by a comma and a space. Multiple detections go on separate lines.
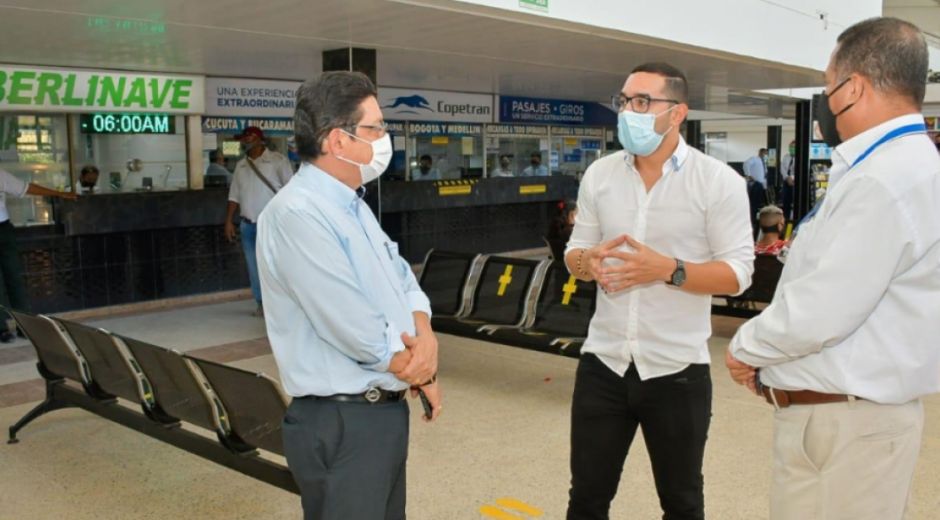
497, 265, 514, 296
562, 275, 578, 305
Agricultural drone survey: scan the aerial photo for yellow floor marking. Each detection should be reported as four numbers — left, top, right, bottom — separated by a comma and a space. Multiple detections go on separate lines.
496, 497, 544, 517
479, 505, 525, 519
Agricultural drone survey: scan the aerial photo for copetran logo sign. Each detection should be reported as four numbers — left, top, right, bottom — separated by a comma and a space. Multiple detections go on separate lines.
379, 88, 493, 123
383, 95, 433, 114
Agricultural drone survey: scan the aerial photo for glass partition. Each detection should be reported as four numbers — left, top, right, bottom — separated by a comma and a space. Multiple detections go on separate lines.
407, 123, 483, 181
1, 113, 70, 225
549, 126, 604, 179
70, 113, 188, 193
483, 124, 549, 178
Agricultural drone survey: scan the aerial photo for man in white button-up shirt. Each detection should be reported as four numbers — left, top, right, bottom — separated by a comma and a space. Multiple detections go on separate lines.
0, 168, 76, 343
727, 18, 939, 520
223, 126, 293, 316
564, 62, 753, 520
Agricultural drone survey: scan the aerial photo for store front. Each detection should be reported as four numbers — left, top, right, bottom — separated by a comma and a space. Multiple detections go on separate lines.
0, 64, 245, 313
497, 94, 615, 179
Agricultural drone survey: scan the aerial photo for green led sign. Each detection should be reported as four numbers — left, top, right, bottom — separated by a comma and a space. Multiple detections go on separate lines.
79, 113, 175, 134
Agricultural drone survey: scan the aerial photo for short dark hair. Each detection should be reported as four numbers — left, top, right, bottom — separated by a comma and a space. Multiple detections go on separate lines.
294, 71, 377, 160
759, 148, 768, 154
833, 17, 928, 107
420, 154, 432, 162
499, 154, 510, 161
531, 152, 541, 158
630, 62, 689, 104
80, 165, 99, 177
208, 149, 221, 163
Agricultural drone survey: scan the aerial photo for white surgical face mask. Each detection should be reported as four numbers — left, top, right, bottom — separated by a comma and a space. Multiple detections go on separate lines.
336, 130, 393, 184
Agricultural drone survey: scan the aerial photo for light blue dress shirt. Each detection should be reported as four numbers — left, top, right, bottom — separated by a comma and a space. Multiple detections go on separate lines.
256, 163, 432, 397
523, 164, 549, 177
743, 155, 766, 186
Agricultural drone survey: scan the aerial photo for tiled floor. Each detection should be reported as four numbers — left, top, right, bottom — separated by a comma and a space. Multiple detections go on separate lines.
1, 303, 938, 519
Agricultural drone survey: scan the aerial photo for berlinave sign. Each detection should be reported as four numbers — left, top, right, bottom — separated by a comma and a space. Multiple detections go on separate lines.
0, 65, 205, 114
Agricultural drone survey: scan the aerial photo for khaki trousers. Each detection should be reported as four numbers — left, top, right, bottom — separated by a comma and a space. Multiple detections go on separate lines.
770, 398, 923, 520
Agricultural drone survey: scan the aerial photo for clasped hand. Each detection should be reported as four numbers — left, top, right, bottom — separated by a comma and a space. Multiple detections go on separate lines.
583, 235, 675, 294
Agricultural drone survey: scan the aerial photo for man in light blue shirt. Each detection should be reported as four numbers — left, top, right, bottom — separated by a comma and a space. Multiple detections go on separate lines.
743, 148, 768, 187
522, 151, 549, 176
256, 71, 441, 520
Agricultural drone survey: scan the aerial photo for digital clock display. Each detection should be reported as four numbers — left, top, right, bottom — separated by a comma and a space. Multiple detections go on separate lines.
79, 113, 176, 134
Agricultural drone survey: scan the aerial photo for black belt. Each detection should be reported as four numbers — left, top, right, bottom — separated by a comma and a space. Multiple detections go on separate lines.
297, 388, 405, 404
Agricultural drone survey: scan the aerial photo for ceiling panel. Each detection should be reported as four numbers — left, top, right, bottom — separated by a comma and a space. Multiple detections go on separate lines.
0, 0, 825, 117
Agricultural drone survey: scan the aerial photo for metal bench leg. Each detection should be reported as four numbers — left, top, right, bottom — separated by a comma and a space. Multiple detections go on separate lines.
7, 379, 75, 444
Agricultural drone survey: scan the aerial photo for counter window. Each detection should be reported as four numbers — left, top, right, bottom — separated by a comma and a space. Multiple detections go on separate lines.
70, 113, 188, 193
1, 113, 70, 226
408, 124, 483, 181
549, 136, 602, 178
485, 137, 547, 178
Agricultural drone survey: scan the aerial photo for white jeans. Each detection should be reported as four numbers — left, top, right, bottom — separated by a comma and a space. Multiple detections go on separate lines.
770, 398, 923, 520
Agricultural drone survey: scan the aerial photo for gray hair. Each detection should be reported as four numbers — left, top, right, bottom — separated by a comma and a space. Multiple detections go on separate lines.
294, 71, 377, 161
833, 17, 928, 107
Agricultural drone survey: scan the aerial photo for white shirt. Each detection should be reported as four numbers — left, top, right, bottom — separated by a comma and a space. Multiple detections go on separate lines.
257, 164, 431, 396
566, 137, 754, 380
228, 149, 293, 222
0, 168, 28, 222
780, 154, 795, 180
743, 155, 767, 186
74, 180, 98, 195
731, 114, 940, 404
490, 167, 514, 178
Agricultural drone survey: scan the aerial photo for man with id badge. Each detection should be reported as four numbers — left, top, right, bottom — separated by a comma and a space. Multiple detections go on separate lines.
256, 71, 441, 520
727, 17, 940, 520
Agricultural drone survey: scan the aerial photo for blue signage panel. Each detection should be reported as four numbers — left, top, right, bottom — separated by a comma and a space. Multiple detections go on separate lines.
500, 96, 616, 126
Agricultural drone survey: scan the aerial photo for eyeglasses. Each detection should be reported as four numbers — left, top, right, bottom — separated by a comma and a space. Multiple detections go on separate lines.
610, 94, 679, 114
348, 121, 389, 137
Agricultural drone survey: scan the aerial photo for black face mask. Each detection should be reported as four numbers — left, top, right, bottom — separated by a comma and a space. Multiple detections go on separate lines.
760, 225, 781, 235
419, 166, 430, 174
815, 77, 857, 148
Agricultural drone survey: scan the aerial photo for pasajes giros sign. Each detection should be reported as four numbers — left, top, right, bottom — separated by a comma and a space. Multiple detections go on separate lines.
0, 65, 205, 113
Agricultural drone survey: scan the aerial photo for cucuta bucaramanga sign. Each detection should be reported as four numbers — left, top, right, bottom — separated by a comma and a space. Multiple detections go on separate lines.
0, 65, 205, 114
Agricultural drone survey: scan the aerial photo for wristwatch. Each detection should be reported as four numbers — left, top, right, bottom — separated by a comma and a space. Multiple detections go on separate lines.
667, 259, 686, 287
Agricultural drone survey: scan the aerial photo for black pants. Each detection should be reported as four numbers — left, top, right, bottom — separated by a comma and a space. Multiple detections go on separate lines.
0, 221, 28, 332
567, 354, 712, 520
282, 397, 410, 520
780, 183, 794, 223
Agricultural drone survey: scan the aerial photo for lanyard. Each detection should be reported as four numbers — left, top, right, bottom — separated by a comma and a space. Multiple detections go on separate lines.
797, 122, 927, 227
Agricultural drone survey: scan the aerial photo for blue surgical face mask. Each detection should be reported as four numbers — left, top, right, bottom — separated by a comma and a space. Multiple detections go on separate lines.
617, 106, 676, 157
